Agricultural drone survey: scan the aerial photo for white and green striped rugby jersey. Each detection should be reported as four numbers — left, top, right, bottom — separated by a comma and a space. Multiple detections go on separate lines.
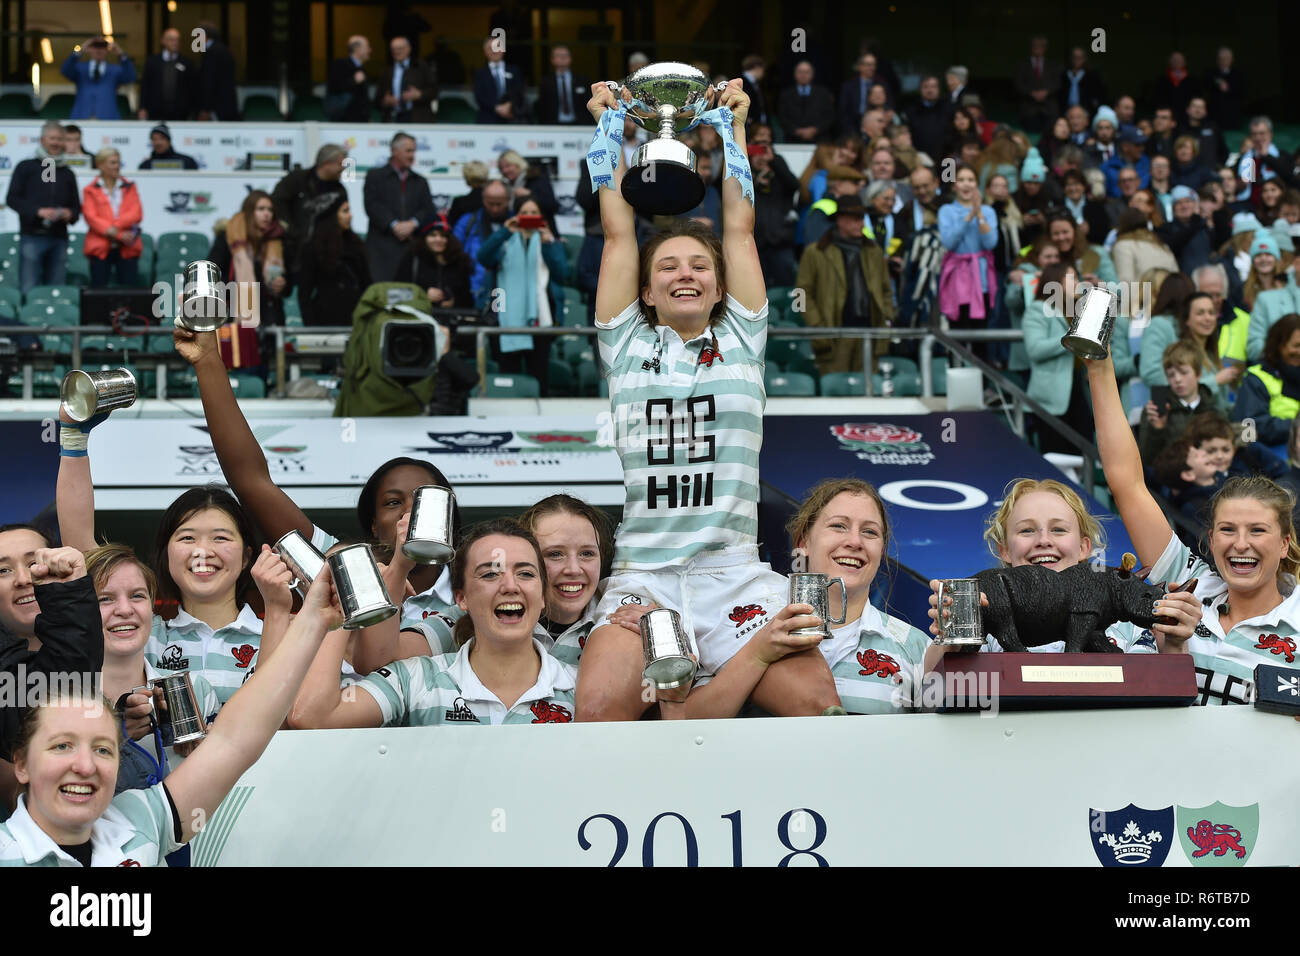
597, 294, 768, 570
830, 604, 930, 715
1144, 530, 1300, 704
1, 784, 182, 866
356, 638, 577, 725
145, 605, 263, 706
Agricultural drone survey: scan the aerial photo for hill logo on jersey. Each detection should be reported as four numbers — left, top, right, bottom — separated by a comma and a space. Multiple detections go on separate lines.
1091, 804, 1174, 867
831, 422, 934, 465
445, 698, 481, 722
1177, 803, 1257, 866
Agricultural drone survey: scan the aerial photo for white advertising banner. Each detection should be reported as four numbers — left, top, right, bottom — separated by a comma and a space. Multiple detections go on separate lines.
87, 416, 622, 510
191, 706, 1298, 866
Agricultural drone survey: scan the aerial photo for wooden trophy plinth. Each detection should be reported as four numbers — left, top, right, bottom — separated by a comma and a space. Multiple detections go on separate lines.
933, 652, 1198, 712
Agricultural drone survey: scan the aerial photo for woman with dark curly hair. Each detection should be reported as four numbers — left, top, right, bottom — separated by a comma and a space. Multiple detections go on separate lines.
398, 221, 474, 309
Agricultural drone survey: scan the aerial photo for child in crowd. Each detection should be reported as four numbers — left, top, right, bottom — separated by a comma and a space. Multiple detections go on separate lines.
1153, 436, 1224, 532
1139, 340, 1221, 463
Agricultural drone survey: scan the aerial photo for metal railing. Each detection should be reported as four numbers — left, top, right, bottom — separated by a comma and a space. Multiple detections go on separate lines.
4, 322, 1101, 491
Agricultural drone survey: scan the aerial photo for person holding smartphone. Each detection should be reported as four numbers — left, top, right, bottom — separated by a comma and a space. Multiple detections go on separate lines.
475, 195, 569, 394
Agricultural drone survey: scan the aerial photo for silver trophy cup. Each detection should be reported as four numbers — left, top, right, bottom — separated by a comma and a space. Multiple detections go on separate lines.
402, 485, 456, 565
640, 608, 697, 690
60, 367, 137, 422
273, 529, 326, 599
605, 62, 726, 215
789, 573, 847, 638
147, 672, 208, 746
934, 578, 985, 651
1061, 286, 1116, 360
177, 260, 227, 332
328, 544, 399, 630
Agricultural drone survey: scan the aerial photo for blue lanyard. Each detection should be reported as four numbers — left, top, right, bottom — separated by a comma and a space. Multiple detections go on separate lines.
122, 716, 166, 787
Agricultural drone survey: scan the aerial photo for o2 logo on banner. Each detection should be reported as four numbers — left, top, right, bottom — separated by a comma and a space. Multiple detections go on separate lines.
577, 808, 829, 866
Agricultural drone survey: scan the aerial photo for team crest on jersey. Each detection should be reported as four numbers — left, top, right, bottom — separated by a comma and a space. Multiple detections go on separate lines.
158, 645, 189, 670
698, 345, 724, 368
729, 604, 764, 626
1255, 633, 1296, 663
230, 644, 256, 668
857, 648, 900, 679
423, 610, 455, 626
118, 859, 142, 867
831, 422, 935, 465
1132, 629, 1157, 650
529, 700, 573, 723
1177, 803, 1258, 866
620, 594, 644, 605
1090, 804, 1174, 867
445, 697, 481, 722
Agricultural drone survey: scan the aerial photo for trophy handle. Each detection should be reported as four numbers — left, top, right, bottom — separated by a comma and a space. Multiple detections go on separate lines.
935, 580, 949, 638
828, 578, 847, 626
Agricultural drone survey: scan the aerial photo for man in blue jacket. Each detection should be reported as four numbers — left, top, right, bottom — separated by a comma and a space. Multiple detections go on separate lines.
61, 36, 136, 120
4, 122, 80, 293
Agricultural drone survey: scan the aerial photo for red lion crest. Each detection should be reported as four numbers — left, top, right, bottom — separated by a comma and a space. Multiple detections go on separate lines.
729, 604, 765, 626
1255, 633, 1297, 664
117, 859, 141, 867
1186, 820, 1247, 859
699, 345, 724, 368
230, 644, 256, 668
857, 648, 901, 679
529, 700, 573, 723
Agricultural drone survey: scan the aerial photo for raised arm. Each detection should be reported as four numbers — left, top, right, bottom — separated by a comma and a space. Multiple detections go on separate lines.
286, 613, 384, 730
55, 408, 105, 554
175, 328, 313, 541
716, 79, 765, 314
590, 83, 640, 323
1085, 355, 1175, 569
166, 571, 342, 841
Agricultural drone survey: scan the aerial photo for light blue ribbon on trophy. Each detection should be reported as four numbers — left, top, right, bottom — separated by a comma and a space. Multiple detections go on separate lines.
694, 105, 754, 206
586, 105, 626, 193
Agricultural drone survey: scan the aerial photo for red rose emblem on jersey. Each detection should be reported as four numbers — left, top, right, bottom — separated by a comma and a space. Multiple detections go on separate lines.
529, 700, 573, 723
729, 604, 765, 626
857, 648, 901, 679
832, 423, 922, 445
231, 644, 256, 668
1255, 633, 1296, 663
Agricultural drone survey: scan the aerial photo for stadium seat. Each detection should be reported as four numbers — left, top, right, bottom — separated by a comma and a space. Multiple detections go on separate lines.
289, 94, 326, 121
931, 358, 948, 395
0, 287, 21, 314
436, 98, 477, 124
879, 355, 920, 377
242, 94, 283, 120
873, 369, 922, 397
156, 233, 212, 260
7, 365, 68, 398
26, 285, 80, 306
557, 334, 588, 365
483, 373, 540, 398
229, 374, 267, 398
0, 93, 35, 118
19, 302, 78, 325
547, 359, 576, 397
820, 372, 867, 396
147, 334, 176, 354
559, 287, 587, 326
576, 359, 600, 396
764, 370, 817, 397
166, 367, 200, 397
0, 233, 22, 256
116, 94, 131, 117
37, 94, 74, 119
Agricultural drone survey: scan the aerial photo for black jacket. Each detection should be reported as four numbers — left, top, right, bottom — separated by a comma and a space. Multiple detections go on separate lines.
197, 39, 239, 120
327, 57, 372, 122
138, 147, 199, 170
0, 576, 105, 761
375, 58, 438, 123
752, 154, 799, 250
1157, 214, 1214, 275
1056, 68, 1107, 115
904, 99, 951, 165
363, 163, 435, 283
5, 158, 81, 237
473, 63, 528, 124
299, 233, 371, 327
271, 166, 348, 270
777, 85, 836, 143
535, 71, 592, 126
139, 52, 197, 120
1177, 119, 1228, 170
447, 188, 482, 229
397, 249, 474, 309
428, 349, 480, 416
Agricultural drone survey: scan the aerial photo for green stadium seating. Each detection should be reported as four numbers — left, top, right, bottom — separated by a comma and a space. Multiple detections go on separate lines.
576, 359, 600, 396
483, 373, 540, 398
229, 374, 267, 398
872, 369, 922, 397
19, 302, 78, 325
0, 93, 35, 118
289, 94, 326, 121
931, 358, 948, 395
819, 372, 868, 396
436, 98, 477, 124
27, 284, 80, 306
156, 233, 212, 260
764, 370, 818, 397
242, 94, 283, 120
37, 94, 74, 119
0, 287, 20, 314
547, 359, 576, 397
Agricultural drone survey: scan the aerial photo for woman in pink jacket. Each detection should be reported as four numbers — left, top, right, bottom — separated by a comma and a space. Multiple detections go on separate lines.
81, 147, 143, 287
